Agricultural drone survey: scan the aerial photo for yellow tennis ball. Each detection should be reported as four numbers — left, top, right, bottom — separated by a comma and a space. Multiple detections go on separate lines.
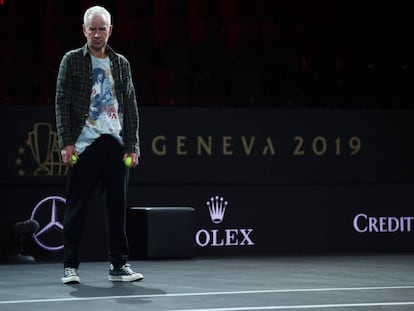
124, 156, 132, 167
71, 155, 78, 165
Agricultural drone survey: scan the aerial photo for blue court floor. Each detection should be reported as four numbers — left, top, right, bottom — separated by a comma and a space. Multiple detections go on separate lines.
1, 254, 414, 311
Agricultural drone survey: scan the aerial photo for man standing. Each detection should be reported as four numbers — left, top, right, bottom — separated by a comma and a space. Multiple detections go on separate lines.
55, 5, 143, 284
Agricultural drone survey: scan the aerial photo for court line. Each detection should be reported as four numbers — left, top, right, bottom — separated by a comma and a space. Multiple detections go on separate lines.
1, 285, 414, 305
165, 301, 414, 311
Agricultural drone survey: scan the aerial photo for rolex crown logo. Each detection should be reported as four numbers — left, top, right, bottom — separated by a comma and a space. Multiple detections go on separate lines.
207, 196, 227, 224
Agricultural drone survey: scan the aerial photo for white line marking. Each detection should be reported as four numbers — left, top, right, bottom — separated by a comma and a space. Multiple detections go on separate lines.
165, 302, 414, 311
1, 285, 414, 305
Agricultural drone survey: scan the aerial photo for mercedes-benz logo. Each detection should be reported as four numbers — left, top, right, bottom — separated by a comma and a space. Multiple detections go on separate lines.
30, 196, 65, 251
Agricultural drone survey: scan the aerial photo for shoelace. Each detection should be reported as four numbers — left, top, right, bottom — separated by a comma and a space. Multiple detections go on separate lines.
120, 264, 134, 274
64, 267, 78, 276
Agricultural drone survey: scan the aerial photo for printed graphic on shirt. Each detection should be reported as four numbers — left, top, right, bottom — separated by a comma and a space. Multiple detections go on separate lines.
88, 66, 117, 124
74, 57, 123, 155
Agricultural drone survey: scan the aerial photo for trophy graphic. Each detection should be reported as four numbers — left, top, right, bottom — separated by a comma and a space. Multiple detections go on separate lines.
27, 122, 67, 176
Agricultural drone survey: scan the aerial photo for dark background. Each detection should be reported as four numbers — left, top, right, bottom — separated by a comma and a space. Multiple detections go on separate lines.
0, 0, 412, 109
1, 106, 414, 261
1, 1, 414, 261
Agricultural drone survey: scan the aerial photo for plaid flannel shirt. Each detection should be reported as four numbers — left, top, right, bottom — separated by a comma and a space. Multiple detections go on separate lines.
55, 44, 140, 155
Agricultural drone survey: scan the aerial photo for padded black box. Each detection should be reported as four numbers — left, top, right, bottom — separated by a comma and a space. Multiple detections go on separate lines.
127, 207, 196, 259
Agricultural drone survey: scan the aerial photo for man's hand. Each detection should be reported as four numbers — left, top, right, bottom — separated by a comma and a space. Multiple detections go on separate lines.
61, 145, 78, 166
123, 153, 139, 168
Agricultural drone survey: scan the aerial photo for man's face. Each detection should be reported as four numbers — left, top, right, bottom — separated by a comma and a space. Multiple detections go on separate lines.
83, 14, 112, 52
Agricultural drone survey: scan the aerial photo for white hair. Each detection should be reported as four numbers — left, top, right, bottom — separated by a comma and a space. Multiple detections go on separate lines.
83, 6, 111, 26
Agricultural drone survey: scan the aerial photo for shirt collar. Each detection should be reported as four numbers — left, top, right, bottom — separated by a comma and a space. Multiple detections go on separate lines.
82, 43, 116, 59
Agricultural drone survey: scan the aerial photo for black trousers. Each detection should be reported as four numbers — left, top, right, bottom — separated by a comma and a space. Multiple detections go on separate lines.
63, 135, 129, 268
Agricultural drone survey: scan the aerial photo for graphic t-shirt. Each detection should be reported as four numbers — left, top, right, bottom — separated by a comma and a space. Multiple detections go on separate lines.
75, 55, 123, 154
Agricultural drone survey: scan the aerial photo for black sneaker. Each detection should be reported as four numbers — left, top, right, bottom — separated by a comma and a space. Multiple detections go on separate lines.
108, 263, 144, 282
62, 267, 80, 284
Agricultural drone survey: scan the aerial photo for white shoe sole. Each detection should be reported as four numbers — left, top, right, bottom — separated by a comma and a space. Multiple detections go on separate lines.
108, 273, 144, 282
62, 276, 80, 284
